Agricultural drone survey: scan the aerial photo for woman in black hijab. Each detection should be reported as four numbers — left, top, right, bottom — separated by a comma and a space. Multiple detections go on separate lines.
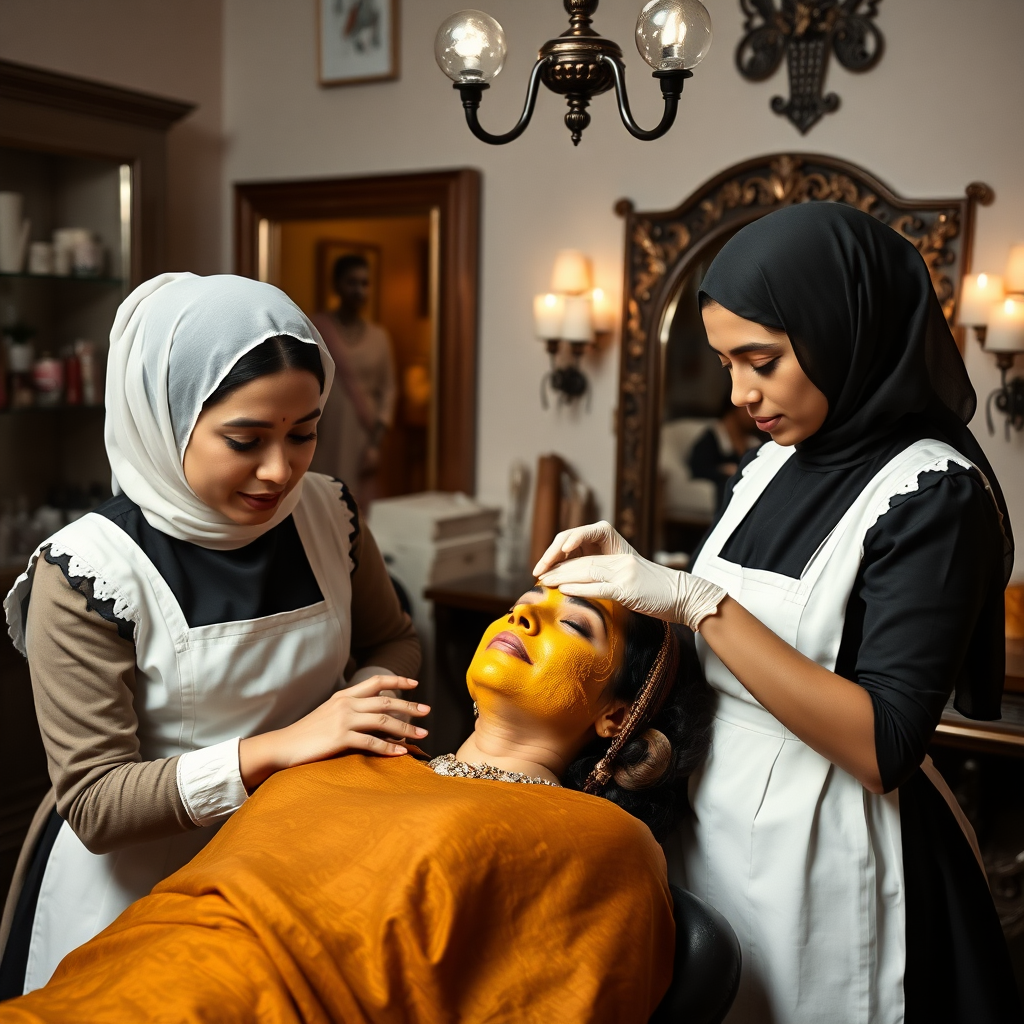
536, 203, 1020, 1023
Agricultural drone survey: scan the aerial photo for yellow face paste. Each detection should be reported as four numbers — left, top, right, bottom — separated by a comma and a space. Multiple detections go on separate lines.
466, 586, 627, 732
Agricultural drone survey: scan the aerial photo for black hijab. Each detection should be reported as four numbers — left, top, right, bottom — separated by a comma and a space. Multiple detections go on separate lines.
699, 201, 1013, 584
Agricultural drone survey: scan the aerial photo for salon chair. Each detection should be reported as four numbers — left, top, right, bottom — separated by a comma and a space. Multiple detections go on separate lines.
649, 885, 741, 1024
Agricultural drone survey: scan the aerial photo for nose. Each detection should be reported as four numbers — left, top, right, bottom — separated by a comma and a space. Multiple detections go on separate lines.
732, 374, 761, 410
256, 443, 291, 487
507, 603, 541, 636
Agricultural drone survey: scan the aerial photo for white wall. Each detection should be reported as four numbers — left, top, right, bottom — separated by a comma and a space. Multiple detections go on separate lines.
0, 0, 224, 275
225, 0, 1024, 577
7, 1, 1022, 574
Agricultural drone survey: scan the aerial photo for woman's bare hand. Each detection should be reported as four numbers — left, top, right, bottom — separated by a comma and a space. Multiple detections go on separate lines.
239, 675, 429, 791
532, 520, 636, 578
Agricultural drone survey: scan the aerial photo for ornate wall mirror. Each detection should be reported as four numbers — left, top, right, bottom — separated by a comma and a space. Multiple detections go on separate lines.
613, 153, 993, 557
236, 168, 480, 498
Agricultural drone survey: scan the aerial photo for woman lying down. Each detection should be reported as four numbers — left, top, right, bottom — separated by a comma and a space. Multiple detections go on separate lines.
0, 586, 713, 1024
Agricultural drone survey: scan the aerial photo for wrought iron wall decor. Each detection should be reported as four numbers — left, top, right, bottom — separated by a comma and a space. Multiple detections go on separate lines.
736, 0, 884, 133
434, 0, 713, 146
613, 153, 993, 554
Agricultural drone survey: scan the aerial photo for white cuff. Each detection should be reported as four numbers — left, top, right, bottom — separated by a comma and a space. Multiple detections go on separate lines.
345, 664, 393, 689
176, 738, 248, 827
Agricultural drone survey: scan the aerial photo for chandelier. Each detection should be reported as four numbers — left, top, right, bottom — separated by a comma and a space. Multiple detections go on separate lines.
434, 0, 713, 146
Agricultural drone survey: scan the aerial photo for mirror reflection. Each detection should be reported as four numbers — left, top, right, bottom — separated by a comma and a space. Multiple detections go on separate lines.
656, 232, 766, 559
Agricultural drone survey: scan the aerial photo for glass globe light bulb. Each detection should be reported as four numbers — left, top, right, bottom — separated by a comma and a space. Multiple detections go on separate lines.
435, 10, 507, 84
635, 0, 713, 72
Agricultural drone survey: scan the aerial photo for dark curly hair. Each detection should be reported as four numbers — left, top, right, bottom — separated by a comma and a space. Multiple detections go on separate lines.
563, 613, 714, 842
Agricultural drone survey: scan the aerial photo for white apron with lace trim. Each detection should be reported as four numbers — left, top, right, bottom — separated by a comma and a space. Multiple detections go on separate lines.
5, 473, 354, 992
677, 439, 984, 1024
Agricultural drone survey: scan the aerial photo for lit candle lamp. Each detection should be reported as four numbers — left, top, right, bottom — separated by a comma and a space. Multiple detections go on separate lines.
561, 295, 594, 343
550, 250, 593, 295
958, 273, 1004, 325
986, 298, 1024, 353
1006, 244, 1024, 295
533, 293, 565, 339
591, 287, 614, 333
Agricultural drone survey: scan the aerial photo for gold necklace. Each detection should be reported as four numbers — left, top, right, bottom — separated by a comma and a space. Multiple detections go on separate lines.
428, 753, 560, 788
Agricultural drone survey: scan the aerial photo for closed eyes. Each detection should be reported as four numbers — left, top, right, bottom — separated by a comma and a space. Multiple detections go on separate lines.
223, 432, 317, 453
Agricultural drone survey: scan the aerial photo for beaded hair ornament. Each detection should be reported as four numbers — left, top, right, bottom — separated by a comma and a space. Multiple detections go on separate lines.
583, 620, 678, 795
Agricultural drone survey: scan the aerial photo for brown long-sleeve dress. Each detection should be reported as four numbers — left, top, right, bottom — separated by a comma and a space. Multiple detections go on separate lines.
0, 484, 419, 992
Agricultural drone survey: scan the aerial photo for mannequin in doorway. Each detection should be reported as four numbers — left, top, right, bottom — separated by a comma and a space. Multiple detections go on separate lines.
311, 254, 396, 507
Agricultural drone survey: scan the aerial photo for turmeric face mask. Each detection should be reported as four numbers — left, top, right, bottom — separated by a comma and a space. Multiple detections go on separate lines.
466, 586, 627, 732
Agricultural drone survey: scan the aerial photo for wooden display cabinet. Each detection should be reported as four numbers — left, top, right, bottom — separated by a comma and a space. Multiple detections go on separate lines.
0, 59, 192, 906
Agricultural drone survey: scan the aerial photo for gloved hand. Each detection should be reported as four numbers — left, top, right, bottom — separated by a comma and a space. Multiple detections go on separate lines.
535, 522, 727, 632
532, 520, 637, 577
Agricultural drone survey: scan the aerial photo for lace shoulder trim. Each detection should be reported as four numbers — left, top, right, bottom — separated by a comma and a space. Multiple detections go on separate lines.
43, 548, 136, 641
328, 476, 360, 574
4, 536, 141, 657
865, 455, 996, 534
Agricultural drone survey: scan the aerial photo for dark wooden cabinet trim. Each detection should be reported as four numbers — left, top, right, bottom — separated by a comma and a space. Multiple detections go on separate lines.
0, 58, 194, 130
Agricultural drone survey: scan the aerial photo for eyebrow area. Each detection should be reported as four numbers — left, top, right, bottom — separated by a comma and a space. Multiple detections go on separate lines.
521, 585, 609, 627
565, 595, 609, 637
222, 408, 321, 428
724, 341, 782, 357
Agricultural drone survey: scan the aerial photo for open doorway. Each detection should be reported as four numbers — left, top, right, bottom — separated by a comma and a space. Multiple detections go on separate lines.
235, 169, 480, 501
273, 212, 437, 504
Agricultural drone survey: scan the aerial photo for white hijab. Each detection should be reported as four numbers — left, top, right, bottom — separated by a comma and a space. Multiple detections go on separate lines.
105, 273, 335, 550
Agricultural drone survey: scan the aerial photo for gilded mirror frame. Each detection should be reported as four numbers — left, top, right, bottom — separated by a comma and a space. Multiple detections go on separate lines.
613, 153, 994, 556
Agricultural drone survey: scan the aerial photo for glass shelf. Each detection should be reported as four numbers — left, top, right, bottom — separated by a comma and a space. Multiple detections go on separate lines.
0, 271, 125, 286
0, 404, 104, 416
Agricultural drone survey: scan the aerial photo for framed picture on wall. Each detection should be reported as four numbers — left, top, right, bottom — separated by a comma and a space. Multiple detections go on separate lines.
318, 0, 399, 86
316, 239, 382, 319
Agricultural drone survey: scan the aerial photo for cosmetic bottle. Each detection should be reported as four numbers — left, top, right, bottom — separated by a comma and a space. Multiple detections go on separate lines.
33, 352, 64, 407
8, 340, 35, 408
63, 346, 82, 405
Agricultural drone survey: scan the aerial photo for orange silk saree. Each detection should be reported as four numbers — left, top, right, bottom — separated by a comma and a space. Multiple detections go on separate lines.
1, 754, 674, 1024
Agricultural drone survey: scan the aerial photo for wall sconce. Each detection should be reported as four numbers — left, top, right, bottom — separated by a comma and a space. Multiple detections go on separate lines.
533, 250, 614, 409
959, 244, 1024, 437
433, 0, 713, 147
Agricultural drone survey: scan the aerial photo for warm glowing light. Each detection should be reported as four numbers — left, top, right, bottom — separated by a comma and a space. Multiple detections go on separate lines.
453, 25, 486, 60
986, 295, 1024, 353
958, 273, 1004, 326
533, 293, 565, 339
550, 250, 593, 295
660, 10, 686, 46
592, 288, 614, 332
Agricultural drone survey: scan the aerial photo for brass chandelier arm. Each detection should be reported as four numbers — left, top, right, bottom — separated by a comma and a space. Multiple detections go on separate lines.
454, 56, 556, 146
598, 55, 692, 142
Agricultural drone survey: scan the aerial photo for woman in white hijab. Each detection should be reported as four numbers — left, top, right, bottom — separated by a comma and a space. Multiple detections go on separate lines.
0, 274, 424, 996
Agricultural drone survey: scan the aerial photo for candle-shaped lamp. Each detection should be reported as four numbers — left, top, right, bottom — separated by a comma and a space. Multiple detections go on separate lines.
561, 295, 594, 343
550, 250, 593, 295
986, 298, 1024, 354
958, 273, 1004, 325
592, 287, 614, 333
1006, 244, 1024, 296
533, 293, 565, 340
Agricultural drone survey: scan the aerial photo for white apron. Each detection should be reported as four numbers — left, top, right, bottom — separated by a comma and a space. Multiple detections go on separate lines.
10, 474, 354, 992
678, 439, 981, 1024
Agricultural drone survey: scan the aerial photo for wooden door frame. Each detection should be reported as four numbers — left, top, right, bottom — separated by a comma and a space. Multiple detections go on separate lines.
235, 168, 481, 495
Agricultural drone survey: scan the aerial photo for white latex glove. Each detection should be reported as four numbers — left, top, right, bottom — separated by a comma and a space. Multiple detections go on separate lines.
532, 520, 637, 577
537, 551, 727, 633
